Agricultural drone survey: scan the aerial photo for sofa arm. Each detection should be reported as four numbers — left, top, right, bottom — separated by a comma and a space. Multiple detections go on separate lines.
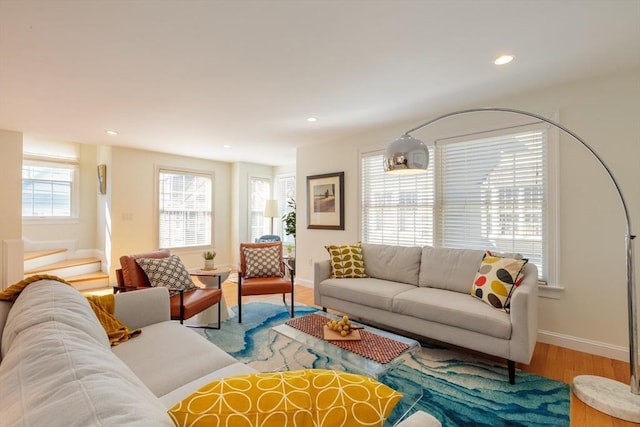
313, 260, 332, 306
114, 287, 171, 330
509, 262, 539, 363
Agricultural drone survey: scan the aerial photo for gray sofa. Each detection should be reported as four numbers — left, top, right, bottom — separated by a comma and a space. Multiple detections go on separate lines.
314, 244, 539, 383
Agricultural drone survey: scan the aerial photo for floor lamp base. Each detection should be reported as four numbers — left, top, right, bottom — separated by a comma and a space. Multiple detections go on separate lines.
572, 375, 640, 423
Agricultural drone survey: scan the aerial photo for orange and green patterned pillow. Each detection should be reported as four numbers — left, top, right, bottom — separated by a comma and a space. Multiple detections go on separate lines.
325, 242, 367, 278
471, 251, 528, 312
168, 369, 402, 427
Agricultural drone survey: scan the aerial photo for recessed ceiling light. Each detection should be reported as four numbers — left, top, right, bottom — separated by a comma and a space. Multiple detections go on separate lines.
494, 55, 514, 65
105, 129, 118, 136
223, 144, 231, 149
306, 117, 318, 122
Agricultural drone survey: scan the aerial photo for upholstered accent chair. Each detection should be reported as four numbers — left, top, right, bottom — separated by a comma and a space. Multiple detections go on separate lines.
116, 249, 222, 329
255, 234, 281, 242
238, 242, 294, 323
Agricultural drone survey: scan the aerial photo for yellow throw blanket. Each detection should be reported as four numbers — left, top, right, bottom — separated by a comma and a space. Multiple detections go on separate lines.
0, 274, 141, 346
86, 294, 142, 346
0, 274, 72, 302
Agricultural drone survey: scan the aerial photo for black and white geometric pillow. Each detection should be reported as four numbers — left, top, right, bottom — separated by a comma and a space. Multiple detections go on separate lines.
243, 246, 283, 278
136, 255, 196, 296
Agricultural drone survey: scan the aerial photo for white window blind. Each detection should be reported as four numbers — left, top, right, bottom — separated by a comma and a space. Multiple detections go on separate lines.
249, 177, 271, 242
361, 148, 435, 246
159, 170, 212, 249
438, 130, 546, 278
275, 174, 296, 246
361, 126, 549, 282
22, 161, 77, 218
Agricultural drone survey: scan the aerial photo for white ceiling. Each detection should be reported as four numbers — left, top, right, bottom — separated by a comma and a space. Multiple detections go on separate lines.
1, 0, 639, 166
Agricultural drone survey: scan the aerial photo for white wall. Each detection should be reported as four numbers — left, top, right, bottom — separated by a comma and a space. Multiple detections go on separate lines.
295, 68, 640, 360
96, 145, 112, 271
230, 162, 276, 265
0, 130, 23, 288
109, 147, 233, 276
22, 142, 98, 251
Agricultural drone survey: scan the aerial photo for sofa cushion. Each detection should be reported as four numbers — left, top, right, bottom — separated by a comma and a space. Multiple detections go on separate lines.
325, 242, 367, 278
318, 278, 415, 311
418, 247, 485, 293
361, 243, 422, 285
471, 252, 528, 312
243, 245, 283, 278
392, 287, 512, 339
2, 280, 109, 357
112, 320, 240, 398
168, 369, 402, 427
0, 280, 172, 426
160, 362, 258, 407
136, 254, 197, 296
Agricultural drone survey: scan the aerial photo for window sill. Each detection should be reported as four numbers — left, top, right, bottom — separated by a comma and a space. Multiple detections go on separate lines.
538, 284, 564, 299
23, 217, 80, 225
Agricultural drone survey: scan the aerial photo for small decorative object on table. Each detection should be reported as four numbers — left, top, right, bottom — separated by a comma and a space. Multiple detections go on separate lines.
324, 315, 363, 341
202, 250, 216, 270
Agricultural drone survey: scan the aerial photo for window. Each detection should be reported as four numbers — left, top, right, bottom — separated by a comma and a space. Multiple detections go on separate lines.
22, 138, 80, 221
361, 124, 554, 283
158, 169, 213, 249
361, 151, 434, 246
22, 160, 78, 219
275, 174, 296, 246
249, 177, 271, 242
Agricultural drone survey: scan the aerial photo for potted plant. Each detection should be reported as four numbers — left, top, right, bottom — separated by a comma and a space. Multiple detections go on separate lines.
282, 198, 296, 270
202, 250, 216, 270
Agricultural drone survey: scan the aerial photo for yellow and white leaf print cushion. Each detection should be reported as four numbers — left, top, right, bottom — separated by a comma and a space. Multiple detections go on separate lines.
168, 369, 402, 427
325, 242, 367, 278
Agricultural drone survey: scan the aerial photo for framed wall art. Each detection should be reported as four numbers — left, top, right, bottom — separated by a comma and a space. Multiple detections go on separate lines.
306, 171, 344, 230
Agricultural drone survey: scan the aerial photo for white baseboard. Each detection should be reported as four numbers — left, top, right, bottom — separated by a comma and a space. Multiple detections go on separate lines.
295, 278, 313, 288
537, 329, 630, 362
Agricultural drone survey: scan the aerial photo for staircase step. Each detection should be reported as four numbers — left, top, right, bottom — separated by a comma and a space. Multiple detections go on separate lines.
81, 287, 115, 296
24, 248, 68, 261
68, 272, 111, 292
66, 272, 109, 284
24, 257, 101, 275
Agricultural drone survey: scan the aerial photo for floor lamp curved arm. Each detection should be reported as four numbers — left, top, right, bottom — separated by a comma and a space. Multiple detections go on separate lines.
399, 107, 639, 421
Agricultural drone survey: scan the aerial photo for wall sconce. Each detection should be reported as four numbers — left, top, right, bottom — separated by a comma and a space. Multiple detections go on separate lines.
97, 164, 107, 195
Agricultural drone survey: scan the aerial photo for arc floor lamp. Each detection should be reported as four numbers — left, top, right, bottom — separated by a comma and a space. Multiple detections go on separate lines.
384, 107, 639, 422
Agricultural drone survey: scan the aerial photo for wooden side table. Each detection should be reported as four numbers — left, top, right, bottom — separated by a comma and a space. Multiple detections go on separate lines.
188, 267, 233, 325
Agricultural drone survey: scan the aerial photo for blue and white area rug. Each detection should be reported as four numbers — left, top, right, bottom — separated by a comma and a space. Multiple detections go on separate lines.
203, 300, 569, 427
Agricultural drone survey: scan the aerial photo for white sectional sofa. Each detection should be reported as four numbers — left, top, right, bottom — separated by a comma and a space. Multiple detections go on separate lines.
0, 280, 255, 426
0, 278, 438, 426
314, 243, 539, 383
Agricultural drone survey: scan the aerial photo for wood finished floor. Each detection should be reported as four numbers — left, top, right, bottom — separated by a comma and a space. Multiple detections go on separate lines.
222, 281, 637, 427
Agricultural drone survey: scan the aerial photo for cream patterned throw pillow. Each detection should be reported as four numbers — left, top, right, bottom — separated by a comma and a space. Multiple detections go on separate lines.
136, 255, 196, 296
325, 242, 367, 278
471, 251, 528, 312
244, 245, 283, 278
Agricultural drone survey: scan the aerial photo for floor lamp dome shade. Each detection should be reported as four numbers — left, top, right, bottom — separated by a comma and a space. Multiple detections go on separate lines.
383, 134, 429, 174
387, 107, 638, 422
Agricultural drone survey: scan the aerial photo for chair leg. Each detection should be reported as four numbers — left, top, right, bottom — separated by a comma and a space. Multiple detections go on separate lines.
290, 287, 294, 318
508, 360, 516, 384
179, 290, 185, 324
215, 299, 221, 329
